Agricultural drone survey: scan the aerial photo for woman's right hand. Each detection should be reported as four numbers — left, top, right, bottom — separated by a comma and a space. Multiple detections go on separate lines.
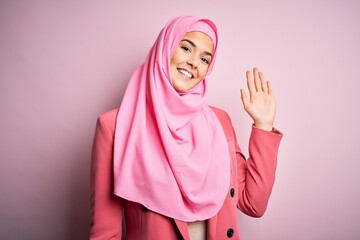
240, 67, 276, 131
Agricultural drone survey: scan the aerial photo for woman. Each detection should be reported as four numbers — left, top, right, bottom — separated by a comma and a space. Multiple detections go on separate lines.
90, 15, 282, 240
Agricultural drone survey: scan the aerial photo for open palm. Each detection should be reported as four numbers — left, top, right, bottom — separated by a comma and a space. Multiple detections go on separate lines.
240, 68, 276, 131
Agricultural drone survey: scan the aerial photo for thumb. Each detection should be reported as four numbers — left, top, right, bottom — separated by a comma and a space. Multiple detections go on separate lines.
240, 89, 249, 109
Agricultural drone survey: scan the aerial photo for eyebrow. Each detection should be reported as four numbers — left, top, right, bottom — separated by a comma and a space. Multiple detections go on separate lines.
180, 39, 213, 58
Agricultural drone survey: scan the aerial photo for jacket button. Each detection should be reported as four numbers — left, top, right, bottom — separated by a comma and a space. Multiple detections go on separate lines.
230, 188, 235, 197
227, 228, 234, 238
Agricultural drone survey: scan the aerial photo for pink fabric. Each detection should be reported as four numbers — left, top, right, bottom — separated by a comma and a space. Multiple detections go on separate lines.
90, 108, 283, 239
113, 15, 230, 221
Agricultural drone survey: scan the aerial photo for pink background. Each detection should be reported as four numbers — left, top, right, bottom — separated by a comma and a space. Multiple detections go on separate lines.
1, 0, 359, 239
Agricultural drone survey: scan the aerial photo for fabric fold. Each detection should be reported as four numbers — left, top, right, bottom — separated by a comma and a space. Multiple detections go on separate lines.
113, 15, 230, 221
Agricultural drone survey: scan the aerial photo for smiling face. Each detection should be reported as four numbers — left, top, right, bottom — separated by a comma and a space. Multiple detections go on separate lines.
170, 31, 214, 92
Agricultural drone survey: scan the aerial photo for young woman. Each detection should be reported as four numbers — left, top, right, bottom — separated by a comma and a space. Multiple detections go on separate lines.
90, 15, 282, 240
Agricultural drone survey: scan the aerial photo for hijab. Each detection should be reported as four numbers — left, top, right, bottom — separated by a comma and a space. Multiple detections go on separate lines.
113, 15, 230, 221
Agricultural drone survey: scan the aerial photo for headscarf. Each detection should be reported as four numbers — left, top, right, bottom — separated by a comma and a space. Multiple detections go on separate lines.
113, 15, 230, 221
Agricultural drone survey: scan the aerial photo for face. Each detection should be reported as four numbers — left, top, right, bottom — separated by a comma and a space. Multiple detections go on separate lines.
170, 31, 214, 92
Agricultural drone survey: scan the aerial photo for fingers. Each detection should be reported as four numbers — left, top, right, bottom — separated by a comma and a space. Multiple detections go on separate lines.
246, 70, 256, 94
259, 71, 268, 93
249, 67, 270, 94
253, 67, 262, 92
245, 67, 273, 102
267, 81, 273, 96
240, 88, 249, 108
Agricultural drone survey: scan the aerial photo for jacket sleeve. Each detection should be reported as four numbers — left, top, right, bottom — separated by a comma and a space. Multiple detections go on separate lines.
90, 114, 123, 239
234, 124, 283, 217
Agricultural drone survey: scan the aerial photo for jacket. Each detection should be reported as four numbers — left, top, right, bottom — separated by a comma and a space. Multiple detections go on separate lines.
90, 106, 282, 239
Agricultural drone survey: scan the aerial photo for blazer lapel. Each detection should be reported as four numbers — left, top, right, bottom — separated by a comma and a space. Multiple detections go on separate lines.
174, 219, 190, 240
206, 213, 218, 239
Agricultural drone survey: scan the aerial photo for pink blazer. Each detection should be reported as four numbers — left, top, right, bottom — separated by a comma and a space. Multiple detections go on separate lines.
90, 106, 282, 240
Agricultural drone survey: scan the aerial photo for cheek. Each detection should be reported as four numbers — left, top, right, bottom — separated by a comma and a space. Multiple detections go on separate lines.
199, 66, 209, 79
170, 55, 176, 67
170, 49, 183, 65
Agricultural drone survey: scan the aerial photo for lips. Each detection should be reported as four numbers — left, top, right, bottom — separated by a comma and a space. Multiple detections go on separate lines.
178, 68, 193, 79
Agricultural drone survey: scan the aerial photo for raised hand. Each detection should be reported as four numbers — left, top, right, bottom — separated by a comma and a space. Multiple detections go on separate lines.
240, 67, 276, 131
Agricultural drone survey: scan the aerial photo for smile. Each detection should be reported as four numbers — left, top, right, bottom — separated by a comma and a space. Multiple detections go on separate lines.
178, 69, 193, 79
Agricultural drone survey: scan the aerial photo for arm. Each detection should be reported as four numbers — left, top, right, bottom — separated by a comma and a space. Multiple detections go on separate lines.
235, 125, 282, 217
90, 114, 123, 239
236, 67, 283, 216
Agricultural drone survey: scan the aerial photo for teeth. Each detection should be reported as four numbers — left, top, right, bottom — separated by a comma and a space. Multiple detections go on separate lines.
179, 69, 193, 79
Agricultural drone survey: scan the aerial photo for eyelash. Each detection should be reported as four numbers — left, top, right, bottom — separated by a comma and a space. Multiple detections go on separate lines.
201, 58, 209, 64
181, 46, 190, 52
180, 46, 210, 65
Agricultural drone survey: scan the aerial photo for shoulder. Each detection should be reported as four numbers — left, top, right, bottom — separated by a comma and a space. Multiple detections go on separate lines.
208, 105, 232, 125
96, 108, 119, 136
208, 105, 236, 139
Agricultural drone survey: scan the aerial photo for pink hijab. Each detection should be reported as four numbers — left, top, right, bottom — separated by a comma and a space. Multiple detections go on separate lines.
113, 15, 230, 221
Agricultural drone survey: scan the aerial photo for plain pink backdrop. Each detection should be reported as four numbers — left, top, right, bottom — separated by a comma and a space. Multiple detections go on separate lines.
1, 0, 359, 239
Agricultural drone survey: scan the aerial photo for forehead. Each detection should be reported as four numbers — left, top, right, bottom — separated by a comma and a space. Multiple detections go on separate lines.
181, 31, 214, 54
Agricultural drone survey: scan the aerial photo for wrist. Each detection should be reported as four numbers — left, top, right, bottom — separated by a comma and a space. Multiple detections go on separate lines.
254, 123, 273, 131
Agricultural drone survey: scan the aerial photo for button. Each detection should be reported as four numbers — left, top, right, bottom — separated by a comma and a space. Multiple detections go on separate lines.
227, 228, 234, 238
230, 188, 235, 197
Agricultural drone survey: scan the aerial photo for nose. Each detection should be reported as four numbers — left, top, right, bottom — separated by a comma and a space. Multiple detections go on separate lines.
187, 55, 198, 68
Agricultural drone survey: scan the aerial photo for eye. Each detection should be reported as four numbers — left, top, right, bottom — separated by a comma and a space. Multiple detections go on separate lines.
201, 57, 210, 65
181, 46, 191, 52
